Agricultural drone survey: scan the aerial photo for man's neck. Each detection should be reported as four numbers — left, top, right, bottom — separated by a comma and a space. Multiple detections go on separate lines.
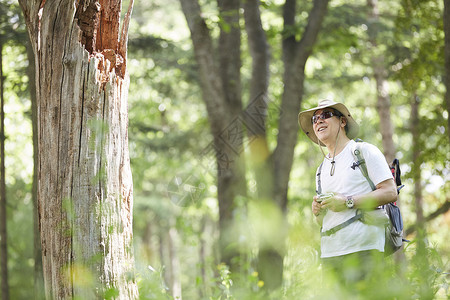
326, 136, 351, 157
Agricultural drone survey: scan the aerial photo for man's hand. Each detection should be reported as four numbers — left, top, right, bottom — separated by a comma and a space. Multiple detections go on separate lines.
312, 195, 323, 216
321, 193, 347, 212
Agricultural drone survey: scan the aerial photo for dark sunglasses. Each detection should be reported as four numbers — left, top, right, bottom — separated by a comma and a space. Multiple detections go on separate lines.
311, 111, 341, 124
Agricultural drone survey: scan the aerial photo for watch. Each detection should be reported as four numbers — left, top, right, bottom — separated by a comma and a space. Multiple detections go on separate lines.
346, 196, 355, 209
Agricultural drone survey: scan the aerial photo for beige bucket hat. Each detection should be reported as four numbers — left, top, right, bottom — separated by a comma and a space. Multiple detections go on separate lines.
298, 99, 359, 145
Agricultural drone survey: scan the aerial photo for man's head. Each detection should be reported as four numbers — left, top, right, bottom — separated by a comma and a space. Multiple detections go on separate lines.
298, 99, 359, 145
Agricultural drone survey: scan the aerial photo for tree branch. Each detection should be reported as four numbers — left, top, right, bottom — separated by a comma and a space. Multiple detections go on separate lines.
243, 0, 270, 137
405, 200, 450, 236
296, 0, 330, 64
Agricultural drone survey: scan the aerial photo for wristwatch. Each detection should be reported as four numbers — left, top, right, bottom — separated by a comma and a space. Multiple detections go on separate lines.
346, 196, 355, 209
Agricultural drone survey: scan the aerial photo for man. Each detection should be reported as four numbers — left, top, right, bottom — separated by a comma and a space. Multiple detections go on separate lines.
298, 99, 397, 285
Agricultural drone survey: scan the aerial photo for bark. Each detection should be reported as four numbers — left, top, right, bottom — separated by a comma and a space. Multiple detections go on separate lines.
244, 0, 270, 116
216, 0, 247, 268
180, 0, 247, 269
25, 33, 45, 299
444, 0, 450, 144
243, 0, 272, 198
18, 0, 138, 298
218, 0, 242, 116
0, 41, 10, 300
243, 0, 279, 290
367, 0, 396, 163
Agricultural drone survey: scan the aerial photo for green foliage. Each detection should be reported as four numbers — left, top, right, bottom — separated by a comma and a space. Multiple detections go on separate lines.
136, 266, 172, 299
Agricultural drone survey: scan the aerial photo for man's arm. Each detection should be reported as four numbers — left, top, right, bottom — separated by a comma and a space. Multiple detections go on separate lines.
354, 178, 398, 209
321, 178, 397, 212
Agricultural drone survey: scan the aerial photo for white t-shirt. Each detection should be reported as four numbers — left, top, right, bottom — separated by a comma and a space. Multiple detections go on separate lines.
317, 140, 393, 258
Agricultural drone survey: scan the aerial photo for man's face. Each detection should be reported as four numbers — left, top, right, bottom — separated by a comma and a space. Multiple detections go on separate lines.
312, 109, 344, 144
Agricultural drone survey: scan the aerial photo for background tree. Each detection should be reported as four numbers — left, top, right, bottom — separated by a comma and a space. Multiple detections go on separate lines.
445, 0, 450, 143
0, 37, 9, 300
18, 0, 138, 298
366, 0, 396, 163
180, 0, 248, 273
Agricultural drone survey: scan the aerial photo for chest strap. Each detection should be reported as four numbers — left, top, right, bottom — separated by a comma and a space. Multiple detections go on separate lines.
321, 209, 364, 237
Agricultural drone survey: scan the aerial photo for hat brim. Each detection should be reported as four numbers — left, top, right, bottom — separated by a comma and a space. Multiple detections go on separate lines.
298, 101, 359, 146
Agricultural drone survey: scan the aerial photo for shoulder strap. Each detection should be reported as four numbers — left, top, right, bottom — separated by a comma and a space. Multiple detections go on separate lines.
316, 162, 323, 195
351, 141, 376, 191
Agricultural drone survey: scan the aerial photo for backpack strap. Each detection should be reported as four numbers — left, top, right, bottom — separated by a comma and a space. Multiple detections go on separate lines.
351, 141, 376, 191
316, 162, 323, 195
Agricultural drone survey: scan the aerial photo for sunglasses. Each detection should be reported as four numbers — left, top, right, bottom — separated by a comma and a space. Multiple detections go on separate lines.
311, 111, 341, 124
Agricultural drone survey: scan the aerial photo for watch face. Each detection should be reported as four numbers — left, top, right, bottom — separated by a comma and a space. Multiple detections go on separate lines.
346, 197, 354, 208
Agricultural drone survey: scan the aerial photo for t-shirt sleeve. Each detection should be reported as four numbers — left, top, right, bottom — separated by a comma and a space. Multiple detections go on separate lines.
362, 143, 393, 186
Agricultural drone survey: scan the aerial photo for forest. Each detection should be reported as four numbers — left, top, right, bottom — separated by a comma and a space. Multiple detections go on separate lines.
0, 0, 448, 299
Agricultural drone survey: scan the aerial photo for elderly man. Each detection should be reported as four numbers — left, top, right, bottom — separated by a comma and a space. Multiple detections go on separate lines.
298, 99, 397, 285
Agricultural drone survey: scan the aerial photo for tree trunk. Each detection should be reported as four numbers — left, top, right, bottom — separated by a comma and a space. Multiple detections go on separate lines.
367, 0, 396, 163
180, 0, 247, 270
158, 218, 182, 300
198, 216, 209, 299
256, 0, 329, 290
366, 0, 406, 264
444, 0, 450, 144
411, 95, 426, 250
276, 0, 329, 212
25, 32, 45, 299
18, 1, 138, 298
167, 227, 182, 300
216, 0, 247, 269
0, 41, 10, 300
243, 0, 272, 199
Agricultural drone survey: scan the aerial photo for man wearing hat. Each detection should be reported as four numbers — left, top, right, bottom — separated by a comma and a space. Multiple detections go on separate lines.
298, 99, 397, 284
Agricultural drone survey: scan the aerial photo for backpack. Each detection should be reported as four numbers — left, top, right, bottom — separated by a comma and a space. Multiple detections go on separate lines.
351, 140, 407, 255
316, 140, 407, 256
